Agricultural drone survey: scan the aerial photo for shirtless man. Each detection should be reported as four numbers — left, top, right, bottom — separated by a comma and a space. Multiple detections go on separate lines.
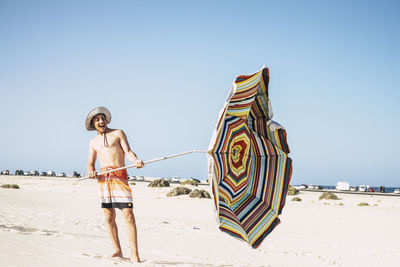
86, 106, 144, 263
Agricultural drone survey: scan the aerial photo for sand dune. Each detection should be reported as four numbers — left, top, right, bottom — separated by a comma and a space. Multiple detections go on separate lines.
1, 175, 399, 266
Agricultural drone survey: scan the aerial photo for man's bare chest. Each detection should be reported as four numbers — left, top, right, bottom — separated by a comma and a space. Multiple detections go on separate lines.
93, 134, 120, 152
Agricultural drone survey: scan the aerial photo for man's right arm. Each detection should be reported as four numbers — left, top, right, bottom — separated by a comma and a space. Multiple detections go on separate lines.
88, 140, 97, 178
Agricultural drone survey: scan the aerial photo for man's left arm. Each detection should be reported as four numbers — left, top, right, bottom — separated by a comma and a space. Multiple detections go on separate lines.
119, 130, 144, 168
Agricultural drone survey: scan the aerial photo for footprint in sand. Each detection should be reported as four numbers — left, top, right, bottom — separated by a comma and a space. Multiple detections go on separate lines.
81, 253, 102, 259
0, 224, 38, 234
37, 229, 59, 236
81, 253, 139, 265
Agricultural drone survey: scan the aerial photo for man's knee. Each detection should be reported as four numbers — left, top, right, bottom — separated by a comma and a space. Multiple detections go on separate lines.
104, 209, 116, 224
122, 209, 135, 222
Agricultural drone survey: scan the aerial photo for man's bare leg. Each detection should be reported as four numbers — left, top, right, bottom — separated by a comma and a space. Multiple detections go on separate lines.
103, 208, 123, 257
121, 208, 140, 262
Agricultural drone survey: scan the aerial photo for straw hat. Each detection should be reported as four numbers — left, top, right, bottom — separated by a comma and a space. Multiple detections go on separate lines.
85, 106, 112, 131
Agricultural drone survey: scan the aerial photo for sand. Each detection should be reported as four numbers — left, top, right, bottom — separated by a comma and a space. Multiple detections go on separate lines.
1, 175, 400, 267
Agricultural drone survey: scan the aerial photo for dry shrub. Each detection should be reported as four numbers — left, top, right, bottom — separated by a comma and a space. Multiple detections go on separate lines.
1, 184, 20, 189
189, 189, 211, 199
166, 187, 191, 197
148, 179, 170, 187
291, 197, 302, 202
181, 180, 199, 186
287, 185, 299, 195
319, 192, 339, 200
358, 202, 369, 206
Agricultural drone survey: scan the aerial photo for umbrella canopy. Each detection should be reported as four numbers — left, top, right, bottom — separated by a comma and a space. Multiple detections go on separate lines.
208, 67, 292, 248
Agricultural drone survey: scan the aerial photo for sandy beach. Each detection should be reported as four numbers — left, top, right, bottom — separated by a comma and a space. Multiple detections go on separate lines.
1, 175, 399, 267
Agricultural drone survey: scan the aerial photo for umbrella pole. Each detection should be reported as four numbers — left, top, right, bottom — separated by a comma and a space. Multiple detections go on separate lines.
77, 150, 208, 181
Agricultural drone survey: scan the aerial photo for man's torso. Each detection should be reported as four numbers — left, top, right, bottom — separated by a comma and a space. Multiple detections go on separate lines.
92, 129, 125, 168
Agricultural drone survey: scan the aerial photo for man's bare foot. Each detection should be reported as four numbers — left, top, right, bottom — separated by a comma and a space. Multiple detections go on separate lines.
109, 251, 123, 258
130, 256, 141, 263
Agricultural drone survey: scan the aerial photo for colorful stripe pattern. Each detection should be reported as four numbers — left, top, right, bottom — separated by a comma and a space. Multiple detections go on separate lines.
208, 67, 292, 248
98, 166, 133, 208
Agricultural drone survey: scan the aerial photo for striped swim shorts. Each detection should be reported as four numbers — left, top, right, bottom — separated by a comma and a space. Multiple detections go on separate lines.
98, 166, 133, 209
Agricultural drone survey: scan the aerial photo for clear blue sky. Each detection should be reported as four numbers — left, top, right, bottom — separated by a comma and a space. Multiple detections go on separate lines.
1, 0, 399, 186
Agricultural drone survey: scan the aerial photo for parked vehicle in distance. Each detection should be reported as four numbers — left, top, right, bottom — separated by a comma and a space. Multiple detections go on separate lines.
368, 188, 375, 192
23, 171, 30, 176
190, 177, 201, 184
379, 186, 385, 193
359, 185, 367, 192
47, 171, 56, 176
40, 172, 47, 176
137, 176, 145, 181
172, 176, 180, 183
15, 170, 24, 175
30, 170, 39, 176
393, 189, 400, 194
129, 175, 137, 180
56, 172, 66, 177
1, 170, 10, 175
299, 184, 308, 189
350, 186, 358, 192
308, 184, 315, 190
72, 171, 81, 178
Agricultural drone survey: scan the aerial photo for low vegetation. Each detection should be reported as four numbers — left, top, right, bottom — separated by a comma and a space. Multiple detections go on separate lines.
291, 197, 301, 201
166, 187, 191, 196
319, 192, 339, 200
358, 202, 369, 206
1, 184, 20, 189
181, 180, 199, 186
148, 179, 170, 187
287, 185, 299, 195
189, 189, 211, 199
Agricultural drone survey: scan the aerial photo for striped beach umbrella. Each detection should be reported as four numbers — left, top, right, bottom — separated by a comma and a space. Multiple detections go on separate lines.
208, 67, 292, 248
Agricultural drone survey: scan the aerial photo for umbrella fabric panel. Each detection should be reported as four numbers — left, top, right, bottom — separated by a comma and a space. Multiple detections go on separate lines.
265, 121, 291, 154
223, 153, 290, 227
218, 202, 249, 241
236, 195, 278, 239
248, 99, 289, 153
212, 116, 252, 201
218, 193, 281, 248
234, 68, 273, 119
248, 132, 290, 201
